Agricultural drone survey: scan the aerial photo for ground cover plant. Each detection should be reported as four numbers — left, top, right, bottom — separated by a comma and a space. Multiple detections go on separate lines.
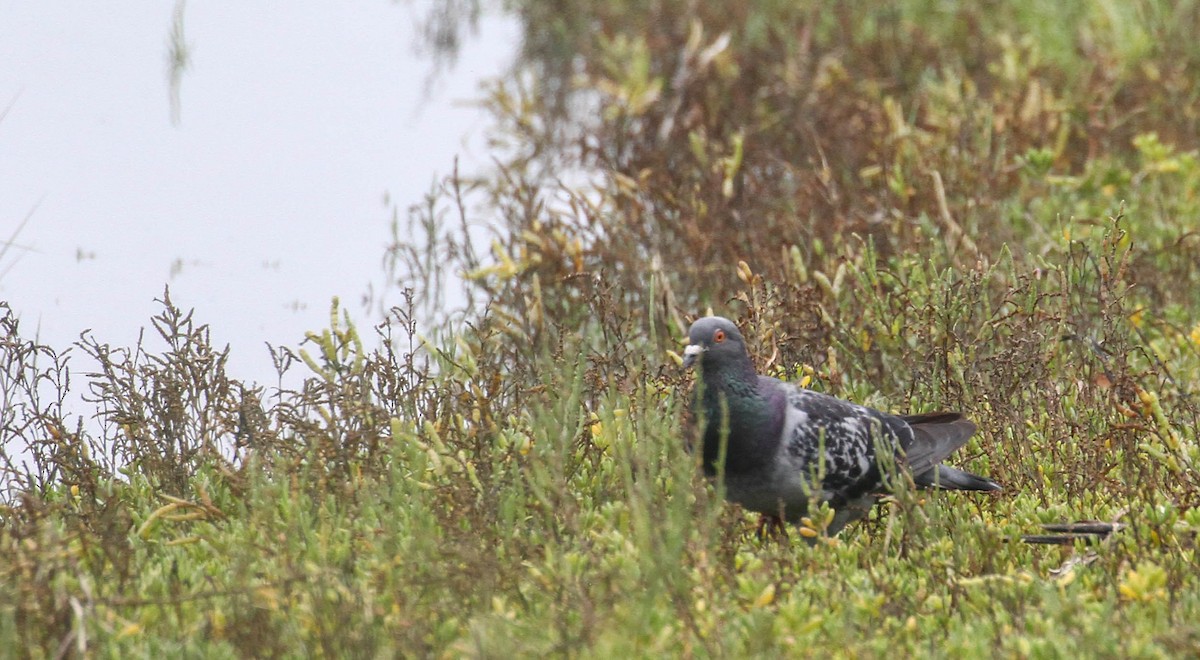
3, 0, 1200, 656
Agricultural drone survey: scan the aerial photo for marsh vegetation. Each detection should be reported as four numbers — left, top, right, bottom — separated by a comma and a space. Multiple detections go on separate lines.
3, 1, 1200, 656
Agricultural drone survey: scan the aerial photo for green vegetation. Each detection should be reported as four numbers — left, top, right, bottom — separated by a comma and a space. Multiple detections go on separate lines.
4, 0, 1200, 656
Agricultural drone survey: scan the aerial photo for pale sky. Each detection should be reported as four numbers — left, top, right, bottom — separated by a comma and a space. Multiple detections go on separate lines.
0, 2, 517, 390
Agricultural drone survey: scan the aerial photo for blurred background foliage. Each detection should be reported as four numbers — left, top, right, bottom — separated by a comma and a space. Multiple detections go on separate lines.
398, 0, 1200, 361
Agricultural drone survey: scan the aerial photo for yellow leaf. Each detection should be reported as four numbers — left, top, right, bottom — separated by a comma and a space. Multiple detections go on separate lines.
118, 623, 142, 638
737, 260, 754, 283
1119, 561, 1167, 602
753, 583, 776, 608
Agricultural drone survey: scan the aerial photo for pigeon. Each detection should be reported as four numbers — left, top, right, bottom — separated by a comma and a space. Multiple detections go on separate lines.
682, 316, 1001, 537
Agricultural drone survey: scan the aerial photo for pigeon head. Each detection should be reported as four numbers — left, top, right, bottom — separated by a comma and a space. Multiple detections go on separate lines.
682, 316, 750, 370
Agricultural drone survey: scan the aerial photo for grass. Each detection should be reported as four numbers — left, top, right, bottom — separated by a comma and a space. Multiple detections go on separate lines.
4, 0, 1200, 656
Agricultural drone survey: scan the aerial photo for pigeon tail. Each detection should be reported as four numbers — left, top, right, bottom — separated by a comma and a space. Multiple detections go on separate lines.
899, 412, 1001, 491
914, 464, 1002, 491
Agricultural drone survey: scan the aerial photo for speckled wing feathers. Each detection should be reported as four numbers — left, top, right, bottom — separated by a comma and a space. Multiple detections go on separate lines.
773, 379, 909, 500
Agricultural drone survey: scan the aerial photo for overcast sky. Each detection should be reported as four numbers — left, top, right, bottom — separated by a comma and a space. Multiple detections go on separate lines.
0, 2, 517, 390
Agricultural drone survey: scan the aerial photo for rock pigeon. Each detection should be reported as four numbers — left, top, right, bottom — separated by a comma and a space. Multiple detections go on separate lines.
682, 316, 1001, 537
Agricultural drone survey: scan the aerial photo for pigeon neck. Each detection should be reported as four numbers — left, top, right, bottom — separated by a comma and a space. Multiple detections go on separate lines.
698, 362, 778, 474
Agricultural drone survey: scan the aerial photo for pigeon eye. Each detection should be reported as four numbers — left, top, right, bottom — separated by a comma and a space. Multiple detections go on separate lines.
713, 329, 726, 343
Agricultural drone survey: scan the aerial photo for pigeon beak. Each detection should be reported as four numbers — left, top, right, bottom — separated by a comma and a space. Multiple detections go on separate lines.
682, 344, 704, 369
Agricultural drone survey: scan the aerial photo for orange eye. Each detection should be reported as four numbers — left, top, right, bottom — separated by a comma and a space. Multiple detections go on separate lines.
713, 329, 726, 343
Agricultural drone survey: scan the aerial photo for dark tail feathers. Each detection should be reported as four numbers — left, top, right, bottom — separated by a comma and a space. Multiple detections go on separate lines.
913, 464, 1002, 491
899, 412, 1002, 492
